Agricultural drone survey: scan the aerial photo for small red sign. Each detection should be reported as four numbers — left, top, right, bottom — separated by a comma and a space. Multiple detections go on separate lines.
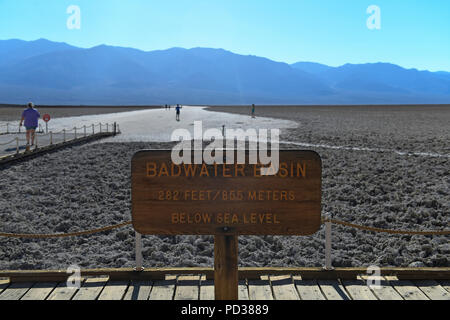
43, 114, 51, 122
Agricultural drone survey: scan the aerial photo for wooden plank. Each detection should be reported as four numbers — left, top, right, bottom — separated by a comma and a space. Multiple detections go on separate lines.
0, 132, 115, 167
199, 276, 215, 300
0, 279, 9, 295
46, 279, 86, 300
414, 280, 450, 300
215, 234, 238, 300
238, 280, 249, 300
248, 276, 273, 300
293, 277, 325, 300
317, 280, 351, 300
1, 267, 449, 282
359, 276, 403, 300
440, 280, 450, 293
174, 275, 200, 300
0, 268, 209, 282
20, 282, 58, 300
385, 276, 429, 300
341, 279, 378, 300
98, 280, 129, 300
0, 282, 33, 300
123, 280, 153, 300
269, 275, 299, 300
72, 277, 108, 300
149, 275, 177, 300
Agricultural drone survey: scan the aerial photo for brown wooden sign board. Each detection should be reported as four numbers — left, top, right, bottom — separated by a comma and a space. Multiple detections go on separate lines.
131, 149, 322, 300
131, 149, 322, 236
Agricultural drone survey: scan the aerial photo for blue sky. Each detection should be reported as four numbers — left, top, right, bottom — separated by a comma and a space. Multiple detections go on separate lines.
0, 0, 449, 71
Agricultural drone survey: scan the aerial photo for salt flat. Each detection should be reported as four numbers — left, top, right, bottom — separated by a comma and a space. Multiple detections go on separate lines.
5, 106, 296, 143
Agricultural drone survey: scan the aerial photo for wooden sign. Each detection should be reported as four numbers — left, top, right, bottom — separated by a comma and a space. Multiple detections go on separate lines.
131, 149, 321, 236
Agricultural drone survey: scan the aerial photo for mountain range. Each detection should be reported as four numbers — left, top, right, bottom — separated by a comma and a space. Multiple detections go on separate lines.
0, 38, 449, 105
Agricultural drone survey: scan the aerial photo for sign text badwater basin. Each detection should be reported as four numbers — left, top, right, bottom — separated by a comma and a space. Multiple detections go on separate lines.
131, 150, 321, 235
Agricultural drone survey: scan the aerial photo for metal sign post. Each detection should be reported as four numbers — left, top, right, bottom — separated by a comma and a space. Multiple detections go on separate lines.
43, 114, 51, 133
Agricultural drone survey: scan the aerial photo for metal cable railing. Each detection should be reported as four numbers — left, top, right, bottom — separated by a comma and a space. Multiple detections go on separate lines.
0, 122, 119, 155
0, 122, 44, 134
0, 218, 447, 239
0, 216, 447, 272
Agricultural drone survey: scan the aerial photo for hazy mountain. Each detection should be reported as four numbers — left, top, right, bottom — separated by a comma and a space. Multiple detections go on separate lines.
0, 38, 79, 67
292, 62, 450, 98
290, 62, 334, 75
435, 71, 450, 81
0, 38, 449, 105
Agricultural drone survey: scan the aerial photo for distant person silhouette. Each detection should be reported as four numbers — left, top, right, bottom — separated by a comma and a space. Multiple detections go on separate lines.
175, 104, 181, 121
251, 104, 256, 118
19, 102, 40, 150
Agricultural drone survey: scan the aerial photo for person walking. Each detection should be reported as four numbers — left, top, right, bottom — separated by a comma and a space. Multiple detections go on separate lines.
19, 102, 40, 150
251, 104, 256, 118
175, 104, 181, 121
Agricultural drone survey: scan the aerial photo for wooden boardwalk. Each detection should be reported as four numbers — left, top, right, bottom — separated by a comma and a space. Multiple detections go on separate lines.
0, 130, 117, 166
1, 275, 449, 300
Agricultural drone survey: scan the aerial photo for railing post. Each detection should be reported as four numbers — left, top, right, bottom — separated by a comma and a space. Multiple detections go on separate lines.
106, 123, 109, 133
113, 122, 117, 136
100, 123, 102, 133
324, 215, 333, 270
6, 123, 9, 134
135, 232, 144, 271
63, 129, 66, 143
50, 131, 53, 145
74, 127, 77, 139
35, 133, 38, 150
92, 124, 95, 135
16, 137, 19, 154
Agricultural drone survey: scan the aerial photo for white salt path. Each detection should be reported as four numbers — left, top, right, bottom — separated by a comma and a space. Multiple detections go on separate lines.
92, 106, 297, 142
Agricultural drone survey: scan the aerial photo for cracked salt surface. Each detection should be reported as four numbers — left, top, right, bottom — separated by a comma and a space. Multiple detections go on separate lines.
282, 141, 450, 159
